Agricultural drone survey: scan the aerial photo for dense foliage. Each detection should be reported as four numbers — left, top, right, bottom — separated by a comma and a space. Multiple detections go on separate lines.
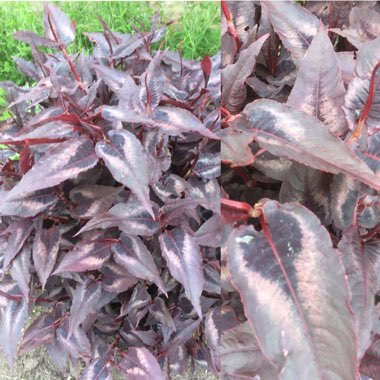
0, 4, 220, 378
221, 1, 380, 379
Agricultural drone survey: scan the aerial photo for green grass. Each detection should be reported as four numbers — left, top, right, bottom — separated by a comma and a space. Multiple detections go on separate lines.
0, 1, 220, 85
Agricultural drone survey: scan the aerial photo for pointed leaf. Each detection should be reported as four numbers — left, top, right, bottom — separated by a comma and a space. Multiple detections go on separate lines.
112, 234, 166, 295
5, 137, 98, 201
95, 130, 153, 218
119, 347, 165, 380
243, 99, 380, 190
262, 0, 319, 63
53, 240, 112, 275
68, 281, 102, 338
80, 357, 111, 380
0, 289, 28, 368
33, 226, 60, 289
279, 163, 332, 225
339, 228, 379, 359
10, 245, 31, 300
287, 28, 347, 135
159, 228, 204, 317
193, 153, 221, 180
44, 3, 75, 45
76, 200, 160, 237
101, 261, 138, 294
227, 200, 357, 379
148, 297, 176, 331
221, 34, 268, 113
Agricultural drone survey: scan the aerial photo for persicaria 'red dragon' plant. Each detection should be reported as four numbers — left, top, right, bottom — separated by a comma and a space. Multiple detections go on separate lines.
220, 1, 380, 379
0, 4, 221, 378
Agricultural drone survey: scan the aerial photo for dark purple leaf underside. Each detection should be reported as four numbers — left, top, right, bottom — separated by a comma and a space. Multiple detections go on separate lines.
4, 137, 98, 201
119, 347, 165, 380
243, 99, 380, 190
95, 130, 153, 218
32, 226, 60, 289
112, 234, 167, 295
159, 228, 204, 318
227, 200, 357, 379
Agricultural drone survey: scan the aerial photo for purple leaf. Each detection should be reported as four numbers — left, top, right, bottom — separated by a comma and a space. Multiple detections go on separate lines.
101, 261, 138, 294
339, 227, 379, 359
193, 153, 221, 180
243, 99, 380, 191
360, 335, 380, 379
0, 189, 57, 217
287, 28, 347, 136
262, 0, 319, 63
227, 200, 357, 379
279, 163, 333, 225
33, 226, 60, 289
205, 308, 220, 373
119, 347, 165, 380
53, 240, 112, 275
80, 357, 111, 380
5, 137, 98, 201
76, 200, 160, 237
13, 30, 57, 48
221, 34, 268, 113
0, 288, 28, 368
3, 219, 34, 271
10, 245, 31, 300
112, 234, 167, 295
68, 280, 102, 338
221, 321, 278, 379
194, 214, 221, 248
355, 36, 380, 79
69, 185, 123, 218
95, 130, 153, 218
159, 228, 204, 318
148, 297, 176, 331
44, 3, 76, 45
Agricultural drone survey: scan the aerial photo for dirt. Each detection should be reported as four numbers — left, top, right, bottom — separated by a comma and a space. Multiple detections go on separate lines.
0, 350, 216, 380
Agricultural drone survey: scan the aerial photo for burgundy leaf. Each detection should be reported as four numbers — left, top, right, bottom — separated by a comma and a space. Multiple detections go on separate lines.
0, 288, 28, 368
194, 214, 221, 248
112, 37, 144, 60
13, 30, 57, 48
221, 34, 268, 113
112, 234, 166, 295
33, 226, 60, 289
69, 184, 123, 219
227, 200, 357, 379
159, 228, 204, 318
287, 28, 347, 136
279, 163, 333, 225
201, 55, 212, 87
338, 226, 379, 359
243, 99, 380, 190
10, 244, 31, 300
95, 130, 153, 218
68, 280, 102, 338
193, 153, 221, 180
205, 308, 220, 373
76, 200, 160, 237
44, 3, 76, 45
0, 189, 56, 217
3, 219, 34, 271
262, 0, 319, 63
119, 347, 165, 380
221, 321, 278, 379
5, 137, 98, 201
80, 357, 111, 380
53, 240, 112, 275
101, 261, 138, 294
149, 297, 176, 331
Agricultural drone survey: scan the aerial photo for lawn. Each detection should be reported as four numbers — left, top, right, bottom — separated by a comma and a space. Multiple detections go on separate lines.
0, 1, 220, 85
